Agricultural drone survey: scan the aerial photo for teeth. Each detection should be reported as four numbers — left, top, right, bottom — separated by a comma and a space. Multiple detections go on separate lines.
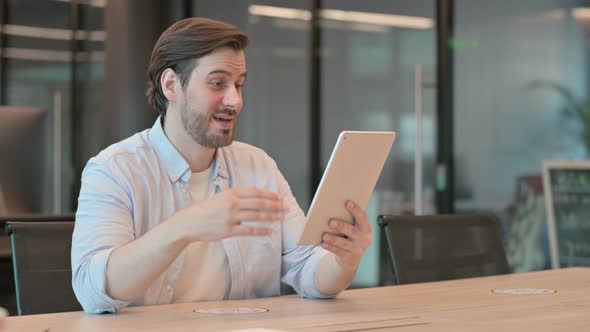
213, 115, 231, 122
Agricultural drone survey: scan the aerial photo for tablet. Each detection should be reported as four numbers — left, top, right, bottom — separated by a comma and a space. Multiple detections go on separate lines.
297, 131, 396, 245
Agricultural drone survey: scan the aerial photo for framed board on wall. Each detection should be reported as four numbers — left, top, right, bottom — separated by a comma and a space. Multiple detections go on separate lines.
543, 160, 590, 269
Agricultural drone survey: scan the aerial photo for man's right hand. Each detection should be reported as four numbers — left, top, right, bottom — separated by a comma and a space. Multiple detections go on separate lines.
103, 187, 287, 303
170, 186, 289, 242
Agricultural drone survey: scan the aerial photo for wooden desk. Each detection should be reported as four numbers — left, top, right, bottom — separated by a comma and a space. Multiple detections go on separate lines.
6, 268, 590, 331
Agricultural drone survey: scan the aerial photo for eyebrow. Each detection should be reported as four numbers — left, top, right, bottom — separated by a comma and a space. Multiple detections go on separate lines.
206, 70, 247, 78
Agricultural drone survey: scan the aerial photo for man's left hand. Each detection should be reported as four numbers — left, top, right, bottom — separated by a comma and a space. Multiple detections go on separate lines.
320, 200, 372, 273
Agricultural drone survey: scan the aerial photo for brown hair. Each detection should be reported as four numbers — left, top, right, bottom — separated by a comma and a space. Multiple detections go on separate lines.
146, 18, 249, 116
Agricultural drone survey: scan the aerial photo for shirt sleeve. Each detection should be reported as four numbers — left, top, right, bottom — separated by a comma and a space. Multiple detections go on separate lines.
276, 165, 334, 299
71, 158, 135, 313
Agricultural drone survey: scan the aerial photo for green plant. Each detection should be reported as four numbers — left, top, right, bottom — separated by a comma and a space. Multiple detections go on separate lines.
529, 81, 590, 156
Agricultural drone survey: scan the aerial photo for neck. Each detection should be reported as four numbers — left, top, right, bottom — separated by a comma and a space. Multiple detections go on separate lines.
162, 114, 216, 173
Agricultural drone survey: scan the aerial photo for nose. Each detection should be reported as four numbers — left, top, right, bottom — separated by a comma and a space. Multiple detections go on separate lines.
223, 85, 242, 110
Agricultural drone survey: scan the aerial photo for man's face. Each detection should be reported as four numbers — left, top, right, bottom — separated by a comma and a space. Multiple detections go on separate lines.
178, 47, 246, 148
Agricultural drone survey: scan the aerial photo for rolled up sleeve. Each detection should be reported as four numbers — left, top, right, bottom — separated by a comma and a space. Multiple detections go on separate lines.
71, 159, 135, 313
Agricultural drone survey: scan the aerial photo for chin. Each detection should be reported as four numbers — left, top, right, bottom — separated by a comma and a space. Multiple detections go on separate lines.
209, 132, 234, 148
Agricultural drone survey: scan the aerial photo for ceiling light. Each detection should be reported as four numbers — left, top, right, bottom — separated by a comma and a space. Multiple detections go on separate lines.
248, 5, 433, 30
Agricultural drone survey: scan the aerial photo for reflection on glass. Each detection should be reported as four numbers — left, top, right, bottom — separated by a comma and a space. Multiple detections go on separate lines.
0, 107, 48, 215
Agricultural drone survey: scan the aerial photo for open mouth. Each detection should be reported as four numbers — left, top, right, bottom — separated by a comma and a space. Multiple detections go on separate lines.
212, 114, 233, 122
211, 112, 235, 130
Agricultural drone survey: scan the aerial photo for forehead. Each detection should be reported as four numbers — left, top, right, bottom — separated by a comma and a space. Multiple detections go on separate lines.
193, 47, 246, 76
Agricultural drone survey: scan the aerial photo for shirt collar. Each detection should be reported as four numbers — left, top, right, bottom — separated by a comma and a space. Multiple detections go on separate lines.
213, 149, 229, 180
148, 116, 229, 183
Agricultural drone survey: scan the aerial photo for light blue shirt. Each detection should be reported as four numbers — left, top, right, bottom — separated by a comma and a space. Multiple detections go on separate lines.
72, 117, 331, 314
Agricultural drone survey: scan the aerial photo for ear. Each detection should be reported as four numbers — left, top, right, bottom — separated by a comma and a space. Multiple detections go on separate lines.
160, 68, 180, 103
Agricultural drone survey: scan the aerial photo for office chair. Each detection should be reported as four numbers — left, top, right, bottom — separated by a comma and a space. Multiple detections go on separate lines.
5, 221, 82, 315
0, 213, 75, 230
378, 214, 509, 285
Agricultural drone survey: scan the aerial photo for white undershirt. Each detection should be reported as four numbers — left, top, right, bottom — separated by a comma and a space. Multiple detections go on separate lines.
172, 164, 231, 303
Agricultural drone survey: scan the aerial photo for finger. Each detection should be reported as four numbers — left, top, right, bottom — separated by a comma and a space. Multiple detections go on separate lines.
238, 198, 289, 213
329, 219, 360, 239
345, 200, 372, 233
232, 225, 272, 237
232, 210, 285, 224
323, 233, 354, 252
321, 241, 353, 257
235, 187, 282, 200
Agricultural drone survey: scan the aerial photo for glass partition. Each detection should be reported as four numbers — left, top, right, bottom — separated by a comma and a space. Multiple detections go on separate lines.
454, 0, 590, 272
194, 0, 313, 210
321, 0, 436, 286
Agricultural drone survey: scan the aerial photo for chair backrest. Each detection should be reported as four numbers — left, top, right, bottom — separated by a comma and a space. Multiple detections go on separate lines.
6, 221, 82, 315
0, 213, 76, 230
378, 213, 509, 285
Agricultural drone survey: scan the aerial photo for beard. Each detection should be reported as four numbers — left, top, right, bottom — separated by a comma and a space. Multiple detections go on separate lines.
181, 105, 237, 148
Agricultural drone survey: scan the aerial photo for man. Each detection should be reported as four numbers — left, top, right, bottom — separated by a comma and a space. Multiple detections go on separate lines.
72, 17, 371, 314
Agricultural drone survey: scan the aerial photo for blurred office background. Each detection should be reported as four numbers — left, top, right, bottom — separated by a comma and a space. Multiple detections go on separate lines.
1, 0, 589, 310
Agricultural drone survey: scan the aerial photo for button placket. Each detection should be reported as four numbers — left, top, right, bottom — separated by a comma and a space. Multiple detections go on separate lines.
179, 182, 190, 203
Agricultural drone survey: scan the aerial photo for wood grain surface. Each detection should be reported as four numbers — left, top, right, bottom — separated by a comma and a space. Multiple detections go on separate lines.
6, 268, 589, 332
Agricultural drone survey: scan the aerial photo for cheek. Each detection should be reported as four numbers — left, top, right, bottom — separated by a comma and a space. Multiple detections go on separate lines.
234, 104, 243, 115
208, 93, 227, 109
233, 94, 244, 111
189, 91, 219, 111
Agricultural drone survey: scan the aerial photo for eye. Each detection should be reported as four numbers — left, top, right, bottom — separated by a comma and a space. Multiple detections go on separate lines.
210, 80, 224, 88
